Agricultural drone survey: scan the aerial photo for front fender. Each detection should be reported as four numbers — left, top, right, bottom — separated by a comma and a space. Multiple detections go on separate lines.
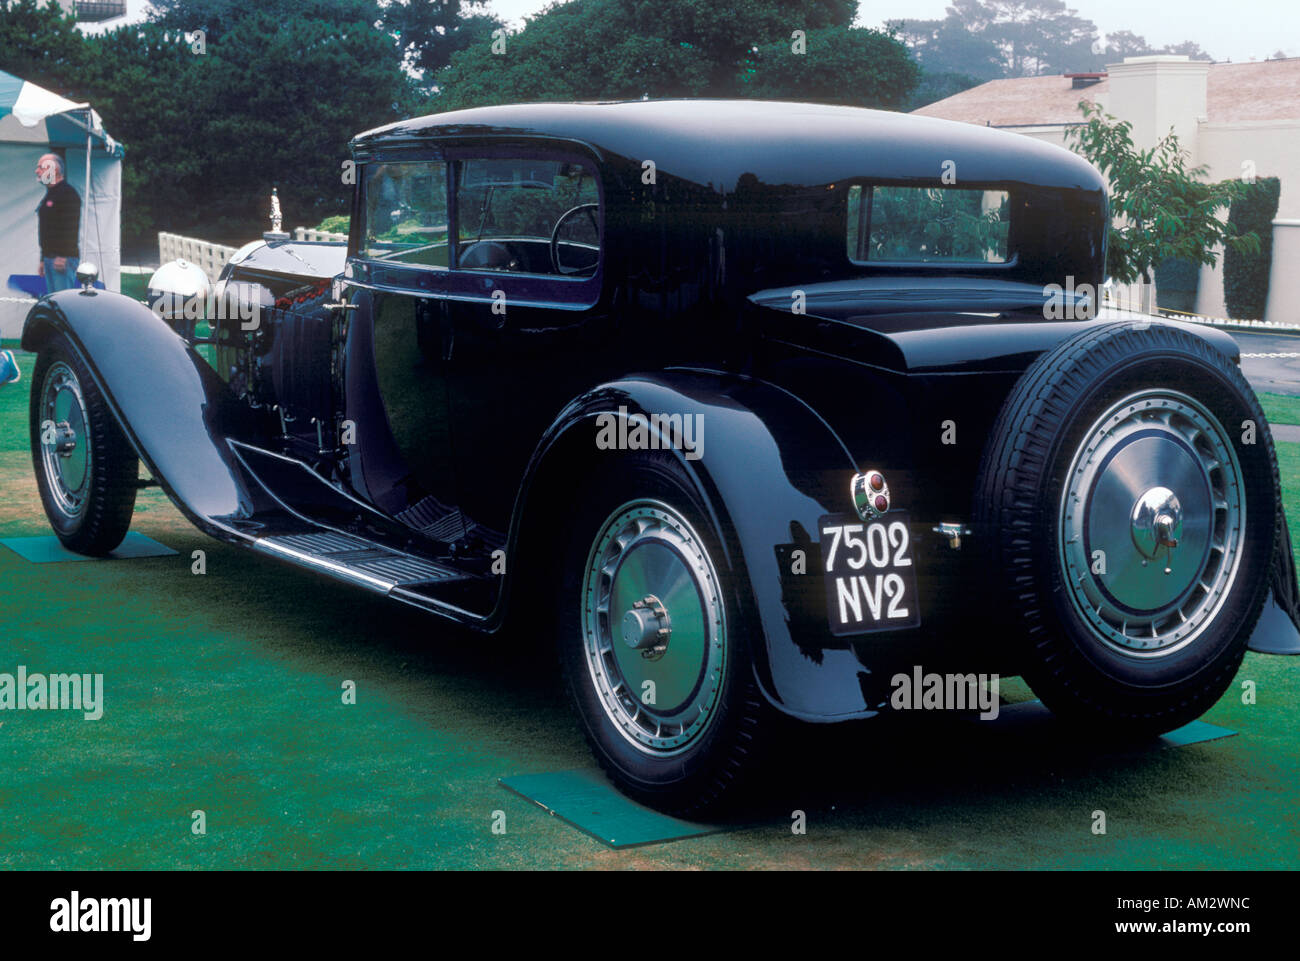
22, 290, 259, 536
510, 368, 884, 721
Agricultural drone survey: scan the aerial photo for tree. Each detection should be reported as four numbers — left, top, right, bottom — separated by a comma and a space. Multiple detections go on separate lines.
432, 0, 914, 110
892, 16, 1003, 81
895, 1, 1212, 81
0, 0, 88, 94
77, 23, 203, 246
80, 6, 412, 248
739, 27, 921, 110
146, 0, 384, 39
1065, 101, 1258, 285
1096, 29, 1155, 60
383, 0, 503, 86
902, 71, 984, 111
173, 10, 412, 242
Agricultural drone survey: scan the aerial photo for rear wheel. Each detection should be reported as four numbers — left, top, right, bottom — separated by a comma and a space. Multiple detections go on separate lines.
975, 322, 1278, 735
556, 452, 767, 816
29, 335, 138, 556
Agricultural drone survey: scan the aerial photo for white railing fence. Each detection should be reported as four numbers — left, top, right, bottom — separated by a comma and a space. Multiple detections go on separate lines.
292, 227, 347, 243
158, 227, 347, 282
157, 232, 237, 282
1101, 280, 1156, 315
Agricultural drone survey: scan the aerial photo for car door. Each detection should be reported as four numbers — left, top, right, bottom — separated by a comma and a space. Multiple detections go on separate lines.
341, 156, 467, 544
439, 147, 607, 548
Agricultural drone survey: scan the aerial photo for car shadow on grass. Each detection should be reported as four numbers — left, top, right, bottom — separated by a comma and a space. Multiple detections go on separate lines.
139, 532, 1240, 841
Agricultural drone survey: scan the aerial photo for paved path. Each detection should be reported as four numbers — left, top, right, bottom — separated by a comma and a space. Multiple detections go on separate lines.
1233, 330, 1300, 395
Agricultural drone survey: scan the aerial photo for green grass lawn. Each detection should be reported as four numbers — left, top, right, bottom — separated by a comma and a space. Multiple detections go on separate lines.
1, 347, 1299, 869
1259, 392, 1300, 427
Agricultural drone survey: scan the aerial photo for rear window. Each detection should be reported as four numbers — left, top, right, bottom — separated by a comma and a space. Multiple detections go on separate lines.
847, 185, 1010, 265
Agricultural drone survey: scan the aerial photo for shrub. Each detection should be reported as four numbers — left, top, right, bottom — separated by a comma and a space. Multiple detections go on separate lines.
1154, 256, 1199, 313
1223, 176, 1281, 319
314, 215, 350, 236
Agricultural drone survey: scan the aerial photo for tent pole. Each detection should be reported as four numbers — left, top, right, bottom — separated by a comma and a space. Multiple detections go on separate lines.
83, 118, 92, 266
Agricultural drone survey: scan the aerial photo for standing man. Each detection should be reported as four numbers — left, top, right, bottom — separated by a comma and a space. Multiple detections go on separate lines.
35, 153, 81, 293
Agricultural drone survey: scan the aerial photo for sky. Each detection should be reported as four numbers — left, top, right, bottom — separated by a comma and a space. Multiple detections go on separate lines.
92, 1, 1300, 63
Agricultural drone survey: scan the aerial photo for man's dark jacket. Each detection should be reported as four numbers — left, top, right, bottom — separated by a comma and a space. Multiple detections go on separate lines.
37, 180, 81, 259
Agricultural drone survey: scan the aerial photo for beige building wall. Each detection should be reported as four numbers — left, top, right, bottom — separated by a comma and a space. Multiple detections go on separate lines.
1193, 122, 1300, 320
1106, 57, 1210, 157
993, 61, 1298, 323
1266, 223, 1300, 325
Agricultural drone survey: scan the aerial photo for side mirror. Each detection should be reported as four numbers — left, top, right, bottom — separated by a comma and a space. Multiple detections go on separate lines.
75, 262, 99, 293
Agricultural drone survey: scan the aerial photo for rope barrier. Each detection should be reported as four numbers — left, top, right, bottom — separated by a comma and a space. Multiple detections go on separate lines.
1113, 301, 1300, 334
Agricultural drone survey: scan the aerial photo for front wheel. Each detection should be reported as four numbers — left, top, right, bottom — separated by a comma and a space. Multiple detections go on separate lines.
975, 322, 1279, 735
29, 334, 138, 556
556, 452, 768, 816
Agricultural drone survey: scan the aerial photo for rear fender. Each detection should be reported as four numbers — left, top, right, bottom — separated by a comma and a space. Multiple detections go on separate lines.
509, 369, 883, 721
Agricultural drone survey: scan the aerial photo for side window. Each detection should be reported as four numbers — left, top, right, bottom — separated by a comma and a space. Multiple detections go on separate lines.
362, 161, 449, 268
453, 158, 600, 277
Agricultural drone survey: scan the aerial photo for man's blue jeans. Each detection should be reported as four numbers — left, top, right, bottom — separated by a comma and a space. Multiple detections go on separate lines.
43, 256, 80, 293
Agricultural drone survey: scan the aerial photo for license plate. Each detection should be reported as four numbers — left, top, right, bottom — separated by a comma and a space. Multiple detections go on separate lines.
819, 512, 921, 636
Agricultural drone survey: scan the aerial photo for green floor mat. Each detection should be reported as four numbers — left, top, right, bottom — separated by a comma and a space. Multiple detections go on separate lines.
499, 769, 727, 849
0, 531, 177, 563
505, 707, 1236, 849
977, 699, 1236, 749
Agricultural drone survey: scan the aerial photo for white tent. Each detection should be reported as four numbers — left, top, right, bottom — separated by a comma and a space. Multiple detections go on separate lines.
0, 69, 123, 340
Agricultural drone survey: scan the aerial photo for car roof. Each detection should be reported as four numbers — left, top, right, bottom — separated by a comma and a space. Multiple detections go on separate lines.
350, 99, 1106, 195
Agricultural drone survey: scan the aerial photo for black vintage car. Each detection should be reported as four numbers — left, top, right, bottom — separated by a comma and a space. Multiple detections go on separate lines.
22, 101, 1300, 814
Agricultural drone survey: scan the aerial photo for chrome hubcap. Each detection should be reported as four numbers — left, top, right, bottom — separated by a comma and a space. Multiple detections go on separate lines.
1130, 486, 1182, 562
1059, 389, 1245, 657
621, 593, 671, 660
39, 362, 92, 520
581, 501, 726, 755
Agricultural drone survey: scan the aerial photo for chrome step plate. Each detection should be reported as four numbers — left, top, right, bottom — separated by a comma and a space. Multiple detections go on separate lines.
255, 531, 462, 593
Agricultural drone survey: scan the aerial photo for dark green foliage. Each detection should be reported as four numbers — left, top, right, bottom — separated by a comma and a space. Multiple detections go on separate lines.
739, 27, 921, 110
1067, 102, 1258, 285
0, 0, 87, 94
1223, 177, 1281, 320
1154, 257, 1200, 313
67, 6, 410, 248
431, 0, 915, 110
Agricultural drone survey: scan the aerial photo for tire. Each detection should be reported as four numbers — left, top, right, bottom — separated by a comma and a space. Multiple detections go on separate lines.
556, 450, 767, 816
974, 321, 1278, 736
29, 334, 138, 556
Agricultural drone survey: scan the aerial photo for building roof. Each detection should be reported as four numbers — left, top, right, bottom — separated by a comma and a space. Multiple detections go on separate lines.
914, 57, 1300, 127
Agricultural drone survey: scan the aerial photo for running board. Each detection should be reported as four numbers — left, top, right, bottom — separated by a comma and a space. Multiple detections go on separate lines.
254, 530, 465, 594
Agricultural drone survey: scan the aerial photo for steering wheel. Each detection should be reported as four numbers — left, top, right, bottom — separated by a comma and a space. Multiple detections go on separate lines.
459, 240, 518, 271
549, 203, 600, 275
